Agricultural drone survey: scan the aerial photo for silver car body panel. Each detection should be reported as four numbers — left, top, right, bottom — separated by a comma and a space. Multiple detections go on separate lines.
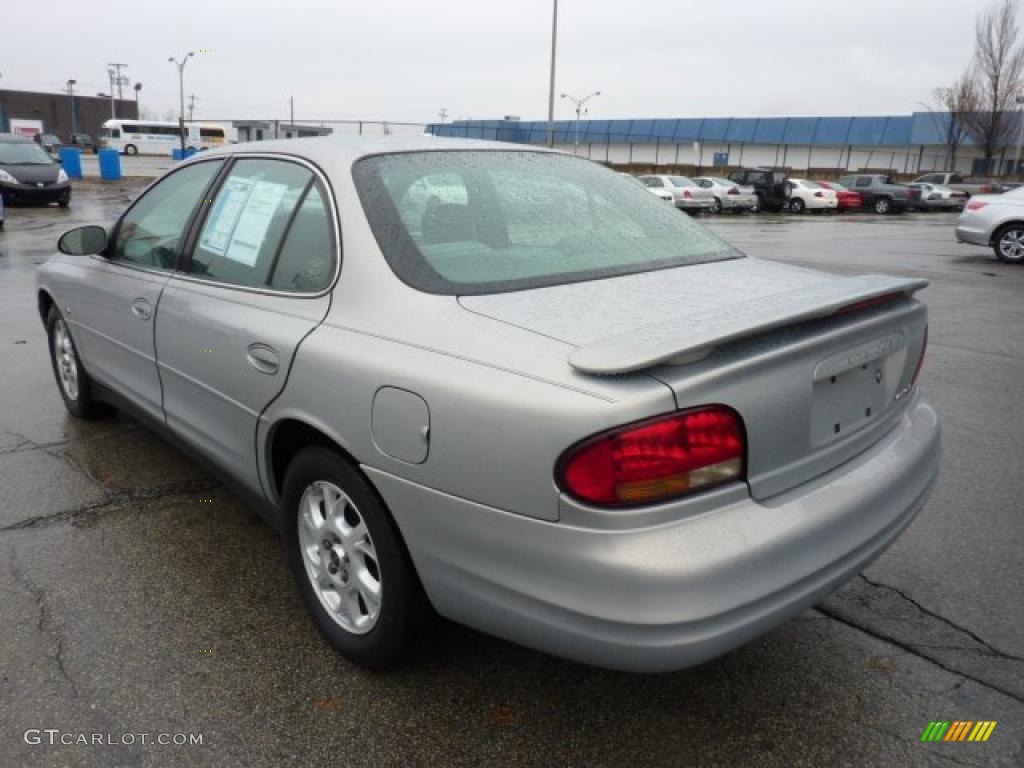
36, 135, 941, 671
955, 190, 1024, 246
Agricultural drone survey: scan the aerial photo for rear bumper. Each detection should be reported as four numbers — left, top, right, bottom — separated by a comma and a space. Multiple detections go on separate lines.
369, 399, 940, 672
676, 199, 715, 211
955, 223, 991, 246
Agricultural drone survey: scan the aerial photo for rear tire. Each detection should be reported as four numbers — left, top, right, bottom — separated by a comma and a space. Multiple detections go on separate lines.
873, 197, 892, 214
46, 307, 109, 419
283, 447, 427, 669
993, 224, 1024, 264
711, 197, 723, 214
789, 197, 805, 214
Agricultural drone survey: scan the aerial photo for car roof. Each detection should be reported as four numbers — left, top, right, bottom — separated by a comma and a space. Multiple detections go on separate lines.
187, 134, 556, 166
0, 133, 34, 144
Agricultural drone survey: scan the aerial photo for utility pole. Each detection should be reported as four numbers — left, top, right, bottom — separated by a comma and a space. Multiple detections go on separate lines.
560, 91, 601, 155
107, 68, 116, 120
438, 107, 448, 123
188, 94, 196, 121
290, 96, 294, 126
134, 82, 142, 117
107, 62, 129, 100
168, 52, 195, 152
66, 79, 77, 136
546, 0, 558, 147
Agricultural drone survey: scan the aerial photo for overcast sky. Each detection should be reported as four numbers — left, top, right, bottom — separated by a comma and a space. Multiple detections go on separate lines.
0, 0, 1005, 124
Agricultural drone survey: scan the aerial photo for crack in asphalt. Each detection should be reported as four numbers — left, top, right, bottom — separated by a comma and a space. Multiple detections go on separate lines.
0, 478, 221, 533
8, 557, 79, 698
858, 574, 1024, 663
817, 605, 1024, 705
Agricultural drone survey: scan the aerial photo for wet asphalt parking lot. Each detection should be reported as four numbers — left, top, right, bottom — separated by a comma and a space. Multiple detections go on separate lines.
1, 176, 1022, 768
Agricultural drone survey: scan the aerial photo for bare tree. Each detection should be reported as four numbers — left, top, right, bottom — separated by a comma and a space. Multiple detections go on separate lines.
931, 71, 979, 172
962, 0, 1024, 169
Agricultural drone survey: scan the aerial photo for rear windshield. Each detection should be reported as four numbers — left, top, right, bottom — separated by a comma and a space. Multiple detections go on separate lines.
353, 151, 741, 295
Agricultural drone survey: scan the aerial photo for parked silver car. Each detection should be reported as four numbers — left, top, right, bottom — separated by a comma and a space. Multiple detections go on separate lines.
907, 183, 967, 211
637, 174, 716, 213
37, 137, 940, 672
955, 186, 1024, 263
693, 176, 758, 213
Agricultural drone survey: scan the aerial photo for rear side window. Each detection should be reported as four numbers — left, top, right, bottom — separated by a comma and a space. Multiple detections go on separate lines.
269, 184, 335, 292
190, 159, 315, 288
855, 177, 872, 188
353, 150, 740, 295
641, 177, 664, 188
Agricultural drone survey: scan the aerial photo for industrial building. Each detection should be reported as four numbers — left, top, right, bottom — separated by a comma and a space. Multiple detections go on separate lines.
427, 112, 1024, 177
0, 89, 138, 141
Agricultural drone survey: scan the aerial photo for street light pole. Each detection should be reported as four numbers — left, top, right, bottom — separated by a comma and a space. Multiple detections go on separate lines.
546, 0, 558, 148
559, 91, 601, 155
168, 52, 195, 152
66, 79, 77, 136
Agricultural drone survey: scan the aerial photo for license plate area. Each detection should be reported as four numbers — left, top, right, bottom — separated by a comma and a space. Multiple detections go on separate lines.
809, 332, 907, 447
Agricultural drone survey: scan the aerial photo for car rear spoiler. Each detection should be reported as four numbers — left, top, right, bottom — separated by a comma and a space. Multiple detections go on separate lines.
569, 274, 929, 375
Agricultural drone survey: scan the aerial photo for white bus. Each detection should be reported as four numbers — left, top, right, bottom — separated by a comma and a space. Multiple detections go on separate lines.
99, 120, 232, 156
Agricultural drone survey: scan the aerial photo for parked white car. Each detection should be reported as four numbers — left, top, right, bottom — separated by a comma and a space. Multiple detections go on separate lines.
955, 186, 1024, 263
786, 179, 838, 213
693, 177, 759, 213
638, 175, 716, 213
621, 172, 673, 202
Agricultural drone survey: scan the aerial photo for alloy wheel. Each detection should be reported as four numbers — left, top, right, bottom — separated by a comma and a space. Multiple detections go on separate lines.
998, 228, 1024, 263
53, 318, 79, 402
297, 480, 382, 635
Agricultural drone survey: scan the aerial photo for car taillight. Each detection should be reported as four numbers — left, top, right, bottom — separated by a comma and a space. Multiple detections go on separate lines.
981, 185, 992, 193
683, 189, 693, 199
966, 200, 989, 211
835, 291, 906, 316
911, 325, 928, 387
727, 187, 740, 195
556, 407, 746, 507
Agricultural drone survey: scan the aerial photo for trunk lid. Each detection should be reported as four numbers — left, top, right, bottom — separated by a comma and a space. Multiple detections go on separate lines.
460, 258, 929, 500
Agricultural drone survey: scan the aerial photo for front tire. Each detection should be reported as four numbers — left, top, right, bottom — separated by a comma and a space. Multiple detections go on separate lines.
789, 197, 805, 214
123, 144, 138, 156
711, 197, 723, 214
283, 447, 427, 669
993, 224, 1024, 264
46, 307, 107, 419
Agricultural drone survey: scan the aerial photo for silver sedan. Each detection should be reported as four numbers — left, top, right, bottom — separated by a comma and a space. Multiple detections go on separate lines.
37, 137, 940, 672
955, 186, 1024, 264
637, 174, 717, 213
693, 176, 759, 213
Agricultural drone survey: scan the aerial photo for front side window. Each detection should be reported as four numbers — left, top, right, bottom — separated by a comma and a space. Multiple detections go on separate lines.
112, 160, 223, 269
190, 159, 316, 288
353, 151, 741, 295
641, 177, 664, 188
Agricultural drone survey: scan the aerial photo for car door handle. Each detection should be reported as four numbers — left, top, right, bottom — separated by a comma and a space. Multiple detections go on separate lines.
246, 343, 279, 375
130, 298, 152, 321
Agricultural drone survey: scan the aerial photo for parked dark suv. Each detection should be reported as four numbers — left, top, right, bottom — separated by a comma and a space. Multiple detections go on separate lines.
837, 174, 919, 214
727, 168, 790, 212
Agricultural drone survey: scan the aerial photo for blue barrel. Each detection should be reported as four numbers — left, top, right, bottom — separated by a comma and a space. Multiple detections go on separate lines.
98, 149, 122, 181
172, 148, 186, 162
59, 147, 83, 179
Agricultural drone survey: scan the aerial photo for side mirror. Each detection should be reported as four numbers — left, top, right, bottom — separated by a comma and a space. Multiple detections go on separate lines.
58, 225, 108, 256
